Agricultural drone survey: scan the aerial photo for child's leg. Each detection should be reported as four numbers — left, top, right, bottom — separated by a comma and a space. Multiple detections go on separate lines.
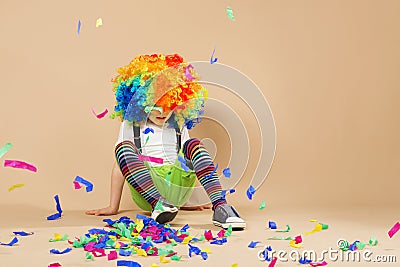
115, 141, 161, 208
183, 138, 227, 210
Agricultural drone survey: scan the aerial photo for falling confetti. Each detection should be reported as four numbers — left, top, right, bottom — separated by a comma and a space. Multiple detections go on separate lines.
210, 46, 218, 64
96, 18, 103, 28
226, 6, 235, 21
8, 183, 25, 192
0, 142, 12, 158
77, 20, 81, 35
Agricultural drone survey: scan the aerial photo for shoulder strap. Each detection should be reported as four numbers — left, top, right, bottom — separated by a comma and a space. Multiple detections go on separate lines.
133, 125, 142, 151
175, 127, 182, 153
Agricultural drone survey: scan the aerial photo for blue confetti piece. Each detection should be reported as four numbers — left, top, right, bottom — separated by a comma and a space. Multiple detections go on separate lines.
178, 155, 189, 172
248, 241, 261, 248
261, 246, 273, 261
50, 248, 72, 254
117, 260, 142, 267
221, 188, 235, 200
47, 212, 61, 220
180, 224, 190, 232
143, 127, 154, 134
13, 231, 33, 236
205, 163, 218, 179
77, 20, 81, 35
246, 185, 256, 200
268, 221, 277, 229
201, 251, 208, 260
103, 218, 116, 226
299, 257, 312, 264
210, 46, 218, 64
119, 249, 132, 256
223, 167, 231, 178
135, 214, 147, 220
47, 195, 62, 220
210, 238, 227, 245
188, 244, 201, 257
0, 237, 18, 246
74, 176, 94, 192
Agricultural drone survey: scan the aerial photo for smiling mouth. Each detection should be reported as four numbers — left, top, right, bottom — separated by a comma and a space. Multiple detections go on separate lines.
156, 116, 166, 120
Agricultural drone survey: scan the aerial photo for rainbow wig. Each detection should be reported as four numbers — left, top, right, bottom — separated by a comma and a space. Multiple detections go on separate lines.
111, 53, 208, 129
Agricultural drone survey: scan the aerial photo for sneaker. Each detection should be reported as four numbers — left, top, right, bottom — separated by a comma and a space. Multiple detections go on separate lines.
212, 204, 246, 229
151, 197, 178, 224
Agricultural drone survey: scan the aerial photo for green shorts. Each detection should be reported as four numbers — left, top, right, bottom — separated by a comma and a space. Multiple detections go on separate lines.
127, 152, 197, 211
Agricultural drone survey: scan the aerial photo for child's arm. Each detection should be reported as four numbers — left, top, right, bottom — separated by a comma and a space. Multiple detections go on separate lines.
85, 162, 124, 216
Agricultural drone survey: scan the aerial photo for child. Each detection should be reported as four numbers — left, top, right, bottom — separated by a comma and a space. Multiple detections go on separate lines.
86, 54, 245, 229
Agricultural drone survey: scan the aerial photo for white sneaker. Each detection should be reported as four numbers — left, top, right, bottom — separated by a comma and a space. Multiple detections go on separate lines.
212, 204, 246, 229
151, 197, 178, 224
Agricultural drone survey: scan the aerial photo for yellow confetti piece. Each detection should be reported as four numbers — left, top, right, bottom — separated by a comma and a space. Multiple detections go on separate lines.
231, 264, 238, 267
120, 237, 131, 242
150, 264, 159, 267
135, 219, 144, 233
160, 255, 170, 263
310, 219, 318, 222
201, 247, 211, 253
115, 243, 121, 249
182, 236, 192, 244
8, 183, 25, 192
306, 223, 323, 235
137, 249, 147, 257
95, 18, 103, 28
289, 240, 302, 248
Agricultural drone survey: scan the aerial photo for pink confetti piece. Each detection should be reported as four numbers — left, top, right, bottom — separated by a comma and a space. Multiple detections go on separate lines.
185, 64, 195, 81
73, 181, 82, 189
138, 154, 163, 164
204, 230, 213, 241
294, 235, 302, 244
92, 248, 106, 257
4, 160, 37, 172
388, 222, 400, 238
217, 229, 225, 238
310, 261, 327, 267
91, 107, 108, 119
268, 257, 277, 267
48, 263, 62, 267
108, 250, 118, 260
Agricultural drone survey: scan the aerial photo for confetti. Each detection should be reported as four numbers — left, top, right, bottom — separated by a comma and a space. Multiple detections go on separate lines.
0, 237, 18, 246
306, 223, 323, 235
4, 160, 37, 172
268, 257, 278, 267
210, 46, 218, 64
201, 251, 208, 260
49, 233, 68, 242
246, 185, 256, 200
268, 221, 277, 229
47, 195, 63, 220
108, 250, 118, 260
50, 248, 72, 254
221, 188, 235, 199
48, 263, 62, 267
91, 107, 108, 119
160, 255, 170, 263
294, 235, 302, 244
205, 163, 218, 179
369, 237, 378, 246
73, 181, 81, 189
143, 127, 154, 134
231, 264, 238, 267
259, 201, 266, 210
204, 230, 213, 241
276, 224, 290, 233
8, 183, 25, 192
77, 20, 81, 35
310, 261, 327, 266
95, 18, 103, 28
185, 64, 195, 81
289, 239, 301, 248
267, 236, 293, 240
388, 222, 400, 238
248, 241, 261, 248
299, 257, 312, 264
226, 6, 235, 21
13, 231, 34, 236
310, 219, 318, 222
138, 154, 163, 164
177, 155, 189, 171
117, 260, 142, 267
74, 176, 94, 192
0, 142, 12, 158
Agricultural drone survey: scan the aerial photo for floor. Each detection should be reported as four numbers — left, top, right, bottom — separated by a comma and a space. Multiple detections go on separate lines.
0, 204, 398, 267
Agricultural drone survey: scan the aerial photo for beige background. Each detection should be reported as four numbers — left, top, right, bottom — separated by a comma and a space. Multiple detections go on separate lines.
0, 1, 399, 266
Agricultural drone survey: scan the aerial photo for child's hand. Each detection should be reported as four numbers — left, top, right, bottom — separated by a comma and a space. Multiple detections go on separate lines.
85, 206, 118, 216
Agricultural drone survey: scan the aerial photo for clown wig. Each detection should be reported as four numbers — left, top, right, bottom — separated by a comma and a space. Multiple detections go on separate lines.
111, 53, 208, 129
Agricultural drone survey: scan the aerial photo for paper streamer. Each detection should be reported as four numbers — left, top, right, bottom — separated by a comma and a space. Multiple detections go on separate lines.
267, 236, 293, 240
4, 160, 37, 172
222, 167, 231, 178
388, 222, 400, 238
0, 237, 18, 246
210, 46, 218, 64
276, 224, 290, 232
74, 176, 94, 192
96, 18, 103, 28
0, 142, 12, 158
138, 154, 163, 164
50, 248, 72, 254
13, 231, 34, 236
246, 185, 256, 200
91, 108, 108, 119
47, 195, 63, 220
8, 183, 25, 192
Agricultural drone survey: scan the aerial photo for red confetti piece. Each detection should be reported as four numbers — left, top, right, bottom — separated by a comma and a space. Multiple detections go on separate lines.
4, 160, 37, 172
91, 107, 108, 119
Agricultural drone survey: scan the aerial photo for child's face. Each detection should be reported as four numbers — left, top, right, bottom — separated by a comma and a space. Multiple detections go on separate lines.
148, 107, 172, 126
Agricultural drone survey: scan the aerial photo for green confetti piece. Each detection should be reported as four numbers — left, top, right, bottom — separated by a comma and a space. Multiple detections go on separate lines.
226, 6, 235, 21
320, 223, 329, 230
356, 242, 366, 250
267, 236, 293, 240
225, 225, 233, 237
144, 135, 150, 146
147, 249, 155, 255
259, 201, 266, 210
369, 237, 378, 246
106, 239, 115, 247
165, 244, 174, 250
166, 173, 171, 187
276, 224, 291, 233
0, 142, 12, 158
171, 255, 182, 261
72, 240, 83, 248
85, 251, 93, 260
158, 248, 169, 256
146, 236, 152, 242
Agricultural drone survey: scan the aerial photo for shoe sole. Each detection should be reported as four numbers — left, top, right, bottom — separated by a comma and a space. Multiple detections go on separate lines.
156, 210, 178, 224
213, 220, 246, 230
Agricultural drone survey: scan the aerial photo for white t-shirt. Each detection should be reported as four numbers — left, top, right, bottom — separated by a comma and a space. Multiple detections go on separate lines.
116, 121, 190, 166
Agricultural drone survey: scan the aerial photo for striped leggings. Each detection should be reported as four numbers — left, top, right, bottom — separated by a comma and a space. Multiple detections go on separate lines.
115, 138, 227, 210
